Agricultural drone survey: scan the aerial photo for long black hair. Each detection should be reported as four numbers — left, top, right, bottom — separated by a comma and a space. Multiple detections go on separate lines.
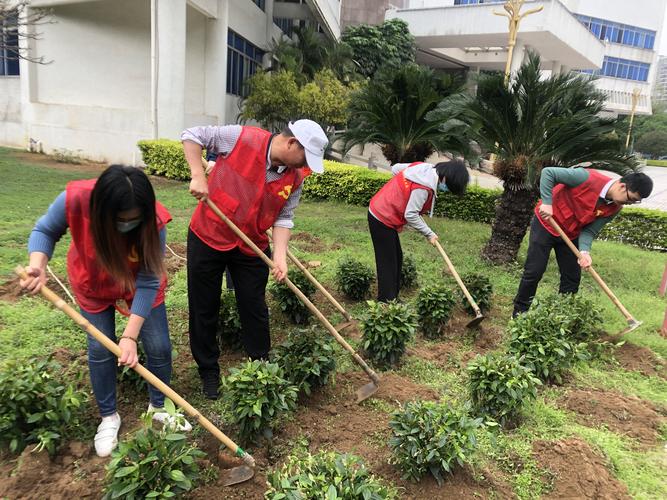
435, 159, 470, 195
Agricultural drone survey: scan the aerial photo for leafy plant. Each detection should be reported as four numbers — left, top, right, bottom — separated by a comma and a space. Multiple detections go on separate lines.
460, 273, 493, 315
104, 399, 204, 499
389, 401, 483, 485
217, 290, 243, 351
415, 285, 456, 339
298, 69, 357, 130
240, 70, 300, 131
271, 327, 336, 396
361, 300, 417, 368
467, 352, 541, 427
269, 270, 316, 325
119, 342, 147, 391
0, 356, 87, 455
223, 360, 298, 444
335, 257, 374, 301
266, 450, 397, 499
530, 293, 603, 343
400, 254, 419, 290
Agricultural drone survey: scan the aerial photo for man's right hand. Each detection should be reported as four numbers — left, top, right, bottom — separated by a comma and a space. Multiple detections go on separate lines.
189, 175, 209, 200
539, 203, 553, 220
19, 266, 47, 294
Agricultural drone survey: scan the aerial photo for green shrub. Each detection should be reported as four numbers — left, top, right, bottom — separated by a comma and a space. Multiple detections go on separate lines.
646, 159, 667, 167
138, 139, 193, 180
599, 207, 667, 252
266, 450, 397, 499
104, 399, 204, 499
269, 271, 316, 325
415, 285, 456, 339
223, 360, 298, 444
467, 353, 541, 427
460, 273, 493, 315
271, 327, 337, 396
531, 293, 603, 343
217, 290, 243, 351
507, 303, 588, 384
0, 357, 87, 455
335, 257, 374, 301
400, 254, 419, 290
361, 300, 417, 368
389, 401, 483, 485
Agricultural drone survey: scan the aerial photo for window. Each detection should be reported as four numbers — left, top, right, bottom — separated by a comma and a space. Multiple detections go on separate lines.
251, 0, 265, 10
1, 11, 20, 76
585, 56, 650, 82
575, 14, 655, 50
226, 30, 265, 97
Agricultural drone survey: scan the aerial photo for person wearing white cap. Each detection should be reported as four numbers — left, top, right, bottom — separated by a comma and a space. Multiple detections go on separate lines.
180, 119, 328, 399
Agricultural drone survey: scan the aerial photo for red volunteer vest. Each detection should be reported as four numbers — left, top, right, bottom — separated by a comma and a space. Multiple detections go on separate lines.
369, 162, 435, 231
189, 126, 309, 255
65, 179, 171, 314
535, 169, 622, 239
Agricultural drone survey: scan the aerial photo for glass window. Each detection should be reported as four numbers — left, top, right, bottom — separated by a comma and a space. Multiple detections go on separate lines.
251, 0, 265, 10
227, 30, 264, 97
1, 10, 20, 76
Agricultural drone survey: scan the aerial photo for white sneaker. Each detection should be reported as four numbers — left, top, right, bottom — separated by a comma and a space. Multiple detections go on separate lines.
147, 403, 192, 432
94, 413, 121, 458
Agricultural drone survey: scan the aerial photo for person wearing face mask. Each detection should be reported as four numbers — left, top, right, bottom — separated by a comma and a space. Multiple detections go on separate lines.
19, 165, 190, 458
512, 166, 654, 317
181, 120, 329, 400
368, 159, 470, 303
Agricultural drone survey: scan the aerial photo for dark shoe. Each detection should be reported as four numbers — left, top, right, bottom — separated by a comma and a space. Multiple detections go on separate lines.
201, 370, 220, 400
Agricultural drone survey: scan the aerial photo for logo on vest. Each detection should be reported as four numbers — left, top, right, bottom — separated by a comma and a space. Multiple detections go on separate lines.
278, 185, 293, 200
595, 209, 604, 216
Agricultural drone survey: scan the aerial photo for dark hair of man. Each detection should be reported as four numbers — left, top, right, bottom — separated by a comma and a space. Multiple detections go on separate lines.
281, 126, 295, 138
435, 159, 470, 195
620, 172, 653, 199
89, 165, 164, 292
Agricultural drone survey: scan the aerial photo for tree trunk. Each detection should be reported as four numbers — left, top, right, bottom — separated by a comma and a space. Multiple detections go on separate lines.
482, 185, 539, 265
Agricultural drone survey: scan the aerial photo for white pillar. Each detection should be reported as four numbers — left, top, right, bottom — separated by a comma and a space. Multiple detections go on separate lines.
560, 64, 571, 75
155, 0, 186, 139
551, 61, 562, 75
263, 0, 275, 68
205, 0, 228, 124
509, 41, 526, 75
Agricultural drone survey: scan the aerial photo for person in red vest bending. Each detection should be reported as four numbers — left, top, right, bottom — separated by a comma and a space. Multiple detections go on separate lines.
368, 160, 470, 302
182, 120, 328, 400
513, 167, 653, 316
20, 165, 190, 458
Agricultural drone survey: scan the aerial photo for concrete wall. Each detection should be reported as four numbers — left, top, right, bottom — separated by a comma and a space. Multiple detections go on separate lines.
341, 0, 408, 27
0, 78, 23, 146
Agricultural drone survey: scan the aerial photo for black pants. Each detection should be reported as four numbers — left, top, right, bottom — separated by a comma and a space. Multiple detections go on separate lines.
187, 229, 270, 375
368, 211, 402, 302
513, 216, 582, 315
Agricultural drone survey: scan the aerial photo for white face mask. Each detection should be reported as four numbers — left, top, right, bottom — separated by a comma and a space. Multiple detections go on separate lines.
116, 219, 141, 233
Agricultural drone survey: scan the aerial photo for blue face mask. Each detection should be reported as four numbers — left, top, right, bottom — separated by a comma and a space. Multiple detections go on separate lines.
116, 219, 141, 233
438, 182, 449, 193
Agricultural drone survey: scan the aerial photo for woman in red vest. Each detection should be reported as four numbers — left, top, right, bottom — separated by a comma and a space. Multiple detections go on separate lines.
368, 159, 470, 302
513, 167, 653, 316
20, 165, 190, 458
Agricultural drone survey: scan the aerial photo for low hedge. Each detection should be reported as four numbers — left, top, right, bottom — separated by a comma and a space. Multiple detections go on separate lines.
136, 141, 666, 252
646, 159, 667, 168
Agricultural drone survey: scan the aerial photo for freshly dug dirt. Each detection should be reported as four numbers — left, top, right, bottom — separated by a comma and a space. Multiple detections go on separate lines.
533, 438, 631, 499
560, 388, 666, 446
164, 241, 188, 274
289, 232, 329, 253
612, 341, 667, 380
0, 277, 23, 302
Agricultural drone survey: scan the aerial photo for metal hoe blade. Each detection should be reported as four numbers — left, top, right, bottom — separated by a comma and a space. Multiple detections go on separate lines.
617, 319, 642, 336
466, 314, 485, 329
355, 381, 379, 403
221, 465, 255, 487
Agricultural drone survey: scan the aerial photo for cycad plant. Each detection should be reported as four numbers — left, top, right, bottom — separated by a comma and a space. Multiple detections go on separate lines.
429, 52, 636, 264
341, 64, 470, 164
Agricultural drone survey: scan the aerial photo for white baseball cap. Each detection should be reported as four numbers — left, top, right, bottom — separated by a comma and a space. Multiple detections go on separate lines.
288, 119, 328, 174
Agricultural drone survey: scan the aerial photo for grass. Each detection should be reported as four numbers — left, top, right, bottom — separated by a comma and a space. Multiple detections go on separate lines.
646, 159, 667, 168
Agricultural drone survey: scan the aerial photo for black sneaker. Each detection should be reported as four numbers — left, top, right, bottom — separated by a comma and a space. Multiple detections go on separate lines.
201, 370, 220, 400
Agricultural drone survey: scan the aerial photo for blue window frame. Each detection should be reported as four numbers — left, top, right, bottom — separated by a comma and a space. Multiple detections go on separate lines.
586, 56, 650, 82
575, 14, 655, 50
1, 11, 20, 76
227, 30, 265, 96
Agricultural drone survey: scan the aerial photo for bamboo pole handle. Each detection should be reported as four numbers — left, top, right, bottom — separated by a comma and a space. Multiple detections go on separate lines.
14, 266, 255, 468
546, 217, 636, 323
204, 199, 380, 385
266, 228, 352, 322
434, 240, 482, 316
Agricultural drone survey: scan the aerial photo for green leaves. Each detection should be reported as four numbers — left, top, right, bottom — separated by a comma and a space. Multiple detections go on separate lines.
415, 285, 456, 339
269, 271, 317, 325
361, 301, 417, 369
138, 139, 198, 180
399, 255, 419, 290
460, 273, 493, 315
335, 257, 374, 301
217, 290, 243, 351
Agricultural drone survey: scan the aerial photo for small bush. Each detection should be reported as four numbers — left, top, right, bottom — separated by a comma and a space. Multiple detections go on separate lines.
460, 273, 493, 315
361, 300, 417, 368
467, 353, 541, 427
218, 290, 243, 351
389, 401, 483, 485
0, 357, 87, 455
400, 255, 419, 290
271, 327, 337, 395
415, 285, 456, 339
269, 271, 316, 325
223, 360, 298, 444
336, 257, 374, 301
104, 399, 204, 499
266, 450, 397, 499
531, 293, 603, 343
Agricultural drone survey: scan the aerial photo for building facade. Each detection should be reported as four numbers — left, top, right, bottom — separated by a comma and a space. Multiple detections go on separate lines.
341, 0, 408, 28
652, 55, 667, 105
0, 0, 341, 164
387, 0, 665, 116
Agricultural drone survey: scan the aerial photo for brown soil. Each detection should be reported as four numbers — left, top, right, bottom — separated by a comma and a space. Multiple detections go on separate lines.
533, 438, 631, 499
560, 388, 666, 446
612, 341, 667, 380
290, 232, 342, 253
10, 150, 107, 176
0, 277, 23, 302
165, 241, 188, 274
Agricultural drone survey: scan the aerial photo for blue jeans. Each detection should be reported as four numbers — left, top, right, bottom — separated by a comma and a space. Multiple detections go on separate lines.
82, 303, 172, 417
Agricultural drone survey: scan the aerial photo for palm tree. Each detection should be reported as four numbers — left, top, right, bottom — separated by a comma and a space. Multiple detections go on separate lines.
429, 52, 636, 264
341, 64, 470, 164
